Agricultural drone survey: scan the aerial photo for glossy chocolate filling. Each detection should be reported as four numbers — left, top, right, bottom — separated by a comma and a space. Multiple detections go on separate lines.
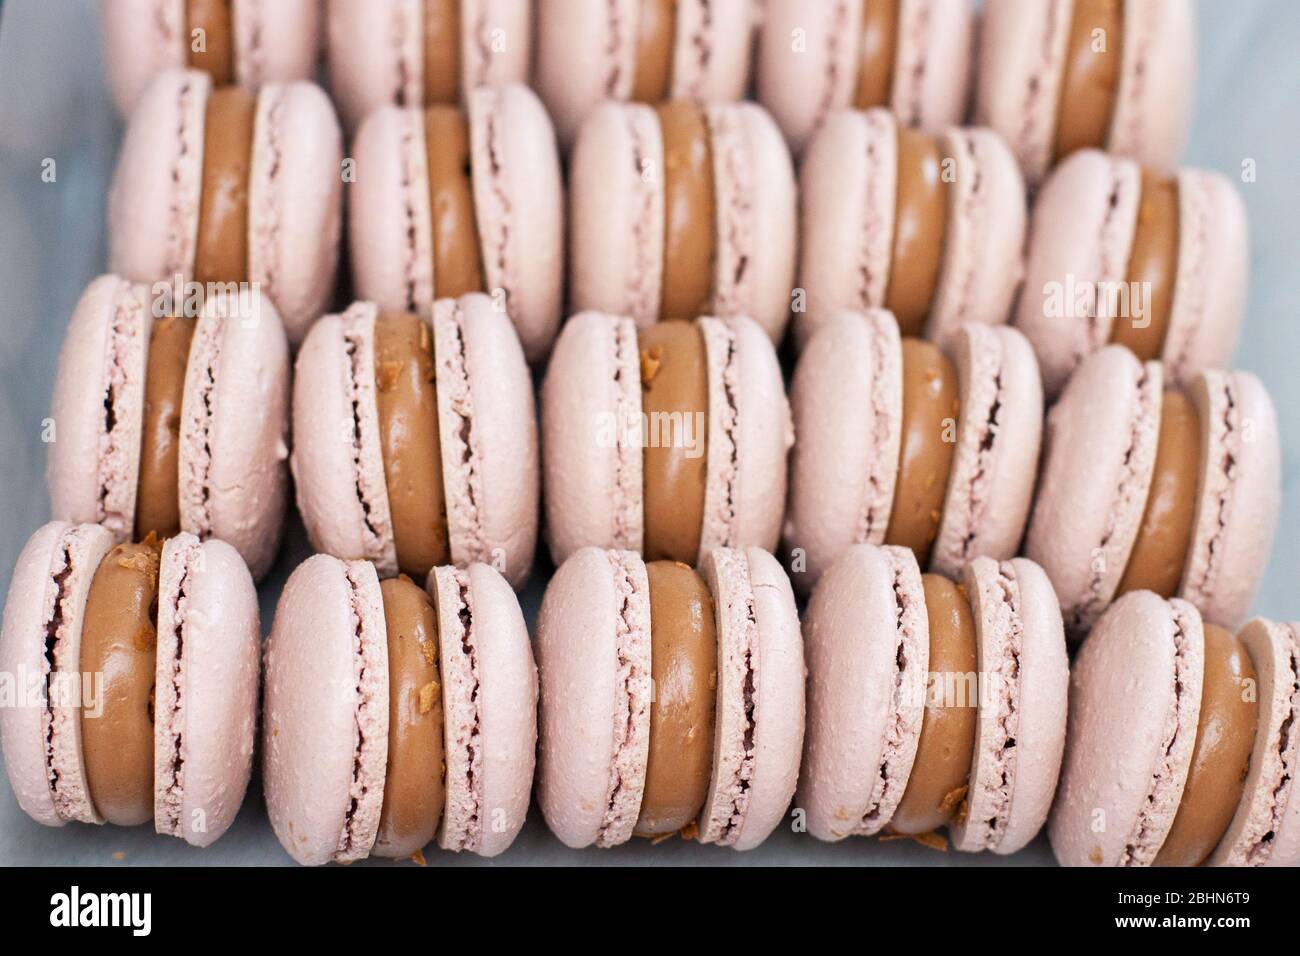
639, 320, 710, 564
1053, 0, 1124, 161
374, 575, 447, 857
636, 561, 718, 836
1111, 172, 1180, 360
1155, 623, 1258, 866
186, 0, 235, 85
136, 316, 197, 541
854, 0, 899, 110
194, 86, 255, 284
885, 127, 949, 337
885, 338, 960, 567
656, 101, 716, 321
374, 311, 450, 579
423, 0, 463, 104
425, 106, 486, 299
1116, 389, 1200, 598
80, 537, 162, 827
631, 0, 677, 103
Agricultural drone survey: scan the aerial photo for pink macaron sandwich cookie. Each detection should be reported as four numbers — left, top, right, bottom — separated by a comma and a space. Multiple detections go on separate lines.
292, 295, 538, 589
756, 0, 975, 156
349, 83, 563, 363
542, 311, 791, 569
1025, 345, 1280, 638
800, 544, 1069, 853
785, 310, 1043, 595
107, 68, 342, 345
537, 545, 805, 850
1015, 149, 1248, 397
100, 0, 320, 115
0, 522, 260, 847
1050, 591, 1300, 867
796, 107, 1026, 351
326, 0, 532, 133
976, 0, 1195, 186
46, 275, 290, 581
569, 99, 796, 343
535, 0, 754, 150
263, 554, 537, 864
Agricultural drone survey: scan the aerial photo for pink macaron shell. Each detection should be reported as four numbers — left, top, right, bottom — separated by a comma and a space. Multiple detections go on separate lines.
107, 68, 210, 287
152, 533, 260, 847
0, 523, 114, 827
540, 311, 644, 566
325, 0, 422, 133
46, 275, 152, 541
1208, 619, 1300, 867
263, 554, 389, 866
931, 324, 1043, 579
460, 0, 533, 93
535, 547, 653, 849
1179, 370, 1280, 628
1025, 346, 1161, 636
951, 557, 1068, 854
783, 310, 902, 594
178, 289, 289, 581
668, 0, 753, 103
1014, 149, 1142, 397
432, 294, 539, 588
247, 80, 343, 344
467, 84, 565, 363
698, 315, 792, 564
795, 107, 897, 350
231, 0, 322, 89
290, 304, 399, 577
1049, 592, 1203, 867
1105, 0, 1194, 173
568, 101, 665, 326
99, 0, 187, 115
891, 0, 974, 132
533, 0, 637, 149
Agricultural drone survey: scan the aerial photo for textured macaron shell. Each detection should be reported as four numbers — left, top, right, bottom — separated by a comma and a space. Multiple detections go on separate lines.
263, 555, 389, 866
1049, 592, 1204, 867
153, 533, 260, 847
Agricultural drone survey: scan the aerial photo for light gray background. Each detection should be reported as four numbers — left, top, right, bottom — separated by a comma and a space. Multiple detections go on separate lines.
0, 0, 1296, 866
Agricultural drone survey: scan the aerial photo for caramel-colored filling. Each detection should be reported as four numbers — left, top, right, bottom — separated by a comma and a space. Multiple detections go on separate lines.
1111, 172, 1180, 360
631, 0, 677, 103
374, 311, 450, 579
186, 0, 234, 85
374, 575, 447, 857
424, 106, 486, 299
80, 537, 162, 827
423, 0, 463, 104
853, 0, 899, 110
891, 573, 978, 834
135, 316, 196, 541
885, 338, 959, 566
636, 561, 718, 836
1053, 0, 1124, 161
1116, 389, 1200, 598
657, 101, 716, 321
885, 127, 948, 337
640, 321, 710, 563
1154, 623, 1258, 866
194, 87, 255, 284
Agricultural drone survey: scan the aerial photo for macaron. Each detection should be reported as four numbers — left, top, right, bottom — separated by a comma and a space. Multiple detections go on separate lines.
976, 0, 1195, 185
349, 83, 563, 363
100, 0, 321, 115
107, 68, 343, 344
535, 0, 754, 149
326, 0, 532, 132
1015, 148, 1248, 397
0, 522, 260, 847
568, 99, 797, 343
1050, 591, 1300, 867
1025, 345, 1280, 636
541, 312, 791, 569
292, 295, 538, 589
785, 310, 1043, 594
796, 107, 1026, 350
263, 554, 537, 864
799, 544, 1069, 853
536, 546, 805, 850
756, 0, 975, 155
46, 275, 290, 580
